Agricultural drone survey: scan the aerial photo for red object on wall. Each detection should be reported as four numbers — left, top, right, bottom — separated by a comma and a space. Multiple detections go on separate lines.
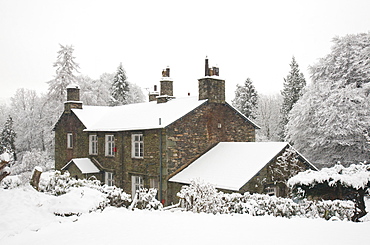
114, 147, 117, 152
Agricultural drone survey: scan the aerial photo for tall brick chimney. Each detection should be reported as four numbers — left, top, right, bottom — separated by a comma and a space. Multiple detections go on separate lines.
158, 67, 175, 103
160, 67, 173, 96
64, 84, 82, 112
198, 58, 225, 103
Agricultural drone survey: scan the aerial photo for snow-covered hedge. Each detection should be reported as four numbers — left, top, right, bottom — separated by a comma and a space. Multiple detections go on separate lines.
39, 170, 162, 212
177, 180, 356, 221
288, 164, 370, 190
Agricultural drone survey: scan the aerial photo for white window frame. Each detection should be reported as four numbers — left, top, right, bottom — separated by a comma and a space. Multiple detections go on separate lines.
105, 172, 114, 186
105, 135, 115, 157
131, 175, 144, 196
89, 134, 98, 155
266, 186, 277, 196
131, 134, 143, 158
67, 133, 73, 149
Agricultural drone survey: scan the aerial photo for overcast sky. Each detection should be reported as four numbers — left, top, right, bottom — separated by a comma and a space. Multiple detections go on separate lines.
1, 0, 369, 103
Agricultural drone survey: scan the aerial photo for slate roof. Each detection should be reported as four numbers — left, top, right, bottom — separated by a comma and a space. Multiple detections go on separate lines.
169, 142, 315, 191
71, 96, 259, 132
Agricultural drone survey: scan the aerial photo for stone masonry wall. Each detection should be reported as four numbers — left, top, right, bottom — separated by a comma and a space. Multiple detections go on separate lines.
165, 102, 256, 204
54, 112, 89, 171
166, 102, 256, 175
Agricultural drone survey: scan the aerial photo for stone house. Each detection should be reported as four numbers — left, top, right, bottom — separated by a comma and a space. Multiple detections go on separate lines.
53, 58, 315, 204
54, 59, 261, 204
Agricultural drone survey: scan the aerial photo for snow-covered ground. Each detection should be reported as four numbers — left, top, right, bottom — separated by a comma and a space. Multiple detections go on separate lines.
1, 186, 369, 245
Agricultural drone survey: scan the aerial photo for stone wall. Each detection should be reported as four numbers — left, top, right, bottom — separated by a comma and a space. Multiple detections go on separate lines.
54, 112, 89, 170
165, 102, 256, 175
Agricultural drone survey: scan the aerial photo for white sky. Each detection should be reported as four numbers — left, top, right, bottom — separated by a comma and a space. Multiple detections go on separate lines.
0, 0, 369, 102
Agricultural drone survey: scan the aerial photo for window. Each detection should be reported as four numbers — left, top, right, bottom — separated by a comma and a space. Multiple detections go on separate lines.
131, 175, 144, 196
150, 178, 159, 190
89, 135, 98, 155
105, 135, 115, 156
265, 186, 277, 196
67, 133, 73, 149
132, 134, 143, 158
105, 172, 114, 186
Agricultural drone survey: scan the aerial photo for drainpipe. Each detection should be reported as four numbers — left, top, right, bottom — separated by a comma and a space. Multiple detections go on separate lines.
159, 118, 163, 203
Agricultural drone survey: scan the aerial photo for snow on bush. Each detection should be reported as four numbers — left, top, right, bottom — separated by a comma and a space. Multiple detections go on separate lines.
134, 188, 163, 210
177, 179, 356, 221
38, 170, 163, 213
287, 164, 370, 190
0, 175, 22, 189
49, 187, 108, 216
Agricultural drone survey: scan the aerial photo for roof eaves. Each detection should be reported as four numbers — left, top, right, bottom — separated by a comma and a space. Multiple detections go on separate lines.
238, 142, 289, 191
288, 144, 318, 171
164, 99, 208, 129
225, 102, 261, 129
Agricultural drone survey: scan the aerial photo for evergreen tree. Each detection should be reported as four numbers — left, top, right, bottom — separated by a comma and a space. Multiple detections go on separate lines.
285, 33, 370, 166
0, 115, 16, 160
232, 78, 258, 119
110, 63, 130, 106
47, 44, 80, 102
279, 57, 306, 140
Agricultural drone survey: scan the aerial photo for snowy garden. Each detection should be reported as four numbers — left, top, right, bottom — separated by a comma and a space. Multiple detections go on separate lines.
0, 31, 369, 244
1, 162, 370, 244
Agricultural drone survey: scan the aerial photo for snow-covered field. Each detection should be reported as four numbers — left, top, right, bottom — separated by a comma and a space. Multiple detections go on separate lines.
1, 186, 369, 245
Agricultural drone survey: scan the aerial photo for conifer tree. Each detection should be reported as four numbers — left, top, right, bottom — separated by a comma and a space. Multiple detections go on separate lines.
110, 63, 130, 106
232, 78, 258, 119
0, 115, 16, 160
47, 44, 80, 102
279, 57, 306, 140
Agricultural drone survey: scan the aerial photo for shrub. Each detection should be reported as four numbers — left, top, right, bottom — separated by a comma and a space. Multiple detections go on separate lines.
177, 179, 356, 221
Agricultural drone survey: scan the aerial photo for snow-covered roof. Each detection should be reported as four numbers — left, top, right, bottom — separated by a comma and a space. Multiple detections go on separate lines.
169, 142, 290, 191
72, 96, 208, 131
62, 158, 100, 174
288, 164, 370, 190
66, 84, 80, 89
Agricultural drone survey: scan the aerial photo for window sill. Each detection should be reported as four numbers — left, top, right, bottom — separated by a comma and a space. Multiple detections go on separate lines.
132, 157, 144, 159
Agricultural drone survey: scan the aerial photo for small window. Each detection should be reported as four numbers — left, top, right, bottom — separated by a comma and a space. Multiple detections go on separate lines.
67, 133, 73, 149
89, 135, 98, 155
266, 186, 277, 196
131, 175, 144, 196
150, 178, 159, 190
132, 134, 143, 158
105, 172, 114, 186
105, 135, 115, 156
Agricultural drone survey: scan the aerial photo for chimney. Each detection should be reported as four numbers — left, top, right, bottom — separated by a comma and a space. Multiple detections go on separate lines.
64, 84, 82, 112
198, 58, 225, 103
149, 85, 159, 102
205, 57, 209, 76
158, 67, 175, 103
